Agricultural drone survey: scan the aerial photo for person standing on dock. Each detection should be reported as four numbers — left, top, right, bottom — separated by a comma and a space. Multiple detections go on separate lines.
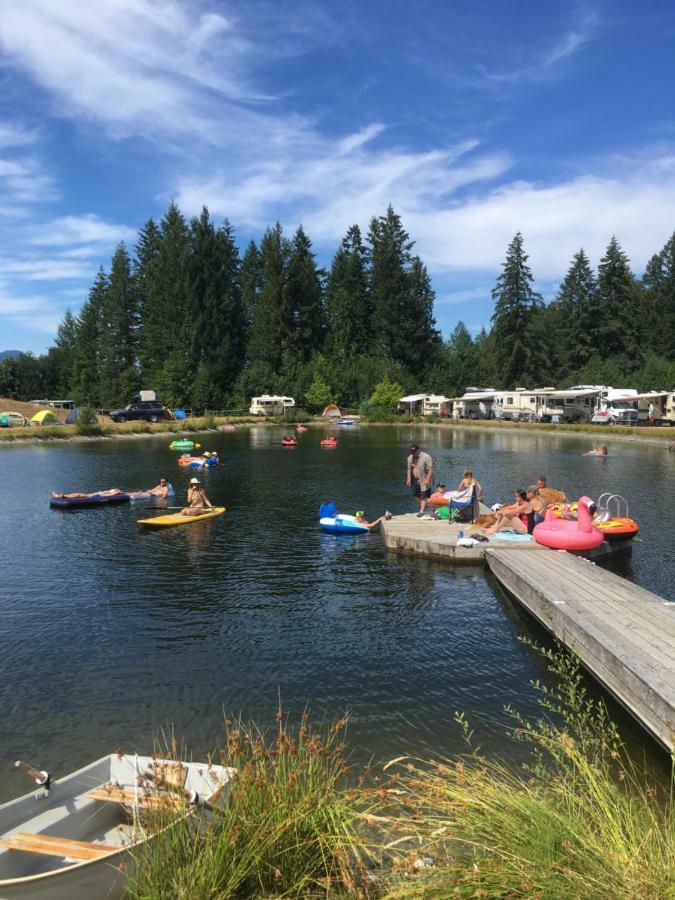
406, 444, 433, 516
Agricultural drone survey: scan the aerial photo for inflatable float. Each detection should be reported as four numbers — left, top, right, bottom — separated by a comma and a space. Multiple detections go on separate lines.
594, 517, 639, 541
178, 454, 219, 467
281, 437, 297, 447
138, 507, 226, 528
320, 514, 369, 535
50, 492, 131, 509
320, 437, 337, 448
169, 439, 200, 451
533, 499, 604, 552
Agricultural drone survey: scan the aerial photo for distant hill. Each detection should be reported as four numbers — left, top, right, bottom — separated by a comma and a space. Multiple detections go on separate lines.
0, 350, 22, 362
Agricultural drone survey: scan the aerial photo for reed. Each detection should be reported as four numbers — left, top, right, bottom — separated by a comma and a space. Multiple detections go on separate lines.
381, 643, 675, 899
126, 712, 380, 899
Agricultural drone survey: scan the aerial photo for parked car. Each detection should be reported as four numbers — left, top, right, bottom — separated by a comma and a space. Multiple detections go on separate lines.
108, 400, 171, 423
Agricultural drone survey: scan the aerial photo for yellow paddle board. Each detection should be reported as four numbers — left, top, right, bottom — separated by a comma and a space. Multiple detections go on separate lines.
138, 507, 225, 528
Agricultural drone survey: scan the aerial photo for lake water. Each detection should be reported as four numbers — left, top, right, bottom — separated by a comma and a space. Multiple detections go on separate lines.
0, 425, 673, 801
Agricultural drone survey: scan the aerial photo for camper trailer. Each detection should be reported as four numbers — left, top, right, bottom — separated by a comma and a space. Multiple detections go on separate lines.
632, 391, 675, 425
398, 394, 453, 416
249, 395, 296, 416
454, 389, 497, 419
493, 388, 556, 422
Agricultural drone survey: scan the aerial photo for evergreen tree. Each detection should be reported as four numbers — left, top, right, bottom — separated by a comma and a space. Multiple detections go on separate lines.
325, 225, 372, 359
133, 218, 160, 332
304, 373, 333, 411
367, 205, 414, 365
556, 248, 598, 373
99, 242, 139, 404
283, 226, 324, 363
186, 208, 245, 406
49, 309, 79, 395
140, 202, 191, 399
642, 233, 675, 357
71, 268, 106, 405
490, 233, 543, 387
407, 255, 441, 372
596, 237, 641, 361
248, 223, 289, 372
240, 240, 261, 339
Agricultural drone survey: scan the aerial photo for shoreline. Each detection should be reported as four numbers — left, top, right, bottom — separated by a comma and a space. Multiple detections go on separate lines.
1, 415, 674, 447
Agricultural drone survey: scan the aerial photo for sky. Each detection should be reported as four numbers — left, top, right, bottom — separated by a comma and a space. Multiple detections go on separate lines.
1, 0, 674, 353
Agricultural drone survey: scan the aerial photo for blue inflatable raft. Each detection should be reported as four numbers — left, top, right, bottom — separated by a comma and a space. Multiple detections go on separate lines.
319, 514, 369, 535
50, 492, 131, 509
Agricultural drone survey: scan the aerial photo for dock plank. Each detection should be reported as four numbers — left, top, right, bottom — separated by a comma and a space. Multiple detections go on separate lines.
485, 547, 675, 750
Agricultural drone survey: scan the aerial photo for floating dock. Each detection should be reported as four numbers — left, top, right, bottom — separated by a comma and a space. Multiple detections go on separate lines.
486, 547, 675, 751
380, 513, 674, 750
380, 514, 633, 564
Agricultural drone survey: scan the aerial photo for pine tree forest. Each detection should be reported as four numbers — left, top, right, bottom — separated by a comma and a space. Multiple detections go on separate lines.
2, 204, 675, 411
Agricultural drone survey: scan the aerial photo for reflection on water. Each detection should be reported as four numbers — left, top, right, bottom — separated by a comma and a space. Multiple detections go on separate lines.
0, 426, 672, 800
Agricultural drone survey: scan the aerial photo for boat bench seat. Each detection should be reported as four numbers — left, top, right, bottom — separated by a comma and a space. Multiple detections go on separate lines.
0, 832, 117, 860
86, 784, 183, 809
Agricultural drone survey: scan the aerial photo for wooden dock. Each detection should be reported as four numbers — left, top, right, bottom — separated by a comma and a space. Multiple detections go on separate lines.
485, 547, 675, 751
380, 513, 632, 564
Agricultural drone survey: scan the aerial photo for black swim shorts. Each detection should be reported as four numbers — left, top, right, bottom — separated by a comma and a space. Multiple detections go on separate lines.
410, 478, 431, 500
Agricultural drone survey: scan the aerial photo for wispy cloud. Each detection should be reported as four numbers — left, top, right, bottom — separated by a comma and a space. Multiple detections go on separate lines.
29, 214, 136, 248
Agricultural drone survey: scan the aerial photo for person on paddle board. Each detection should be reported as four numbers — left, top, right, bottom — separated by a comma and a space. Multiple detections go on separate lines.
182, 478, 213, 516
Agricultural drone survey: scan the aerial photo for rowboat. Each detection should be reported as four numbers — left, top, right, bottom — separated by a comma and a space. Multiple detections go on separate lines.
137, 507, 225, 528
0, 754, 235, 899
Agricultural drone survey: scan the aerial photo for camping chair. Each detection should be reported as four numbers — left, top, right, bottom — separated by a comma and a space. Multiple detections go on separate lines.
448, 485, 479, 523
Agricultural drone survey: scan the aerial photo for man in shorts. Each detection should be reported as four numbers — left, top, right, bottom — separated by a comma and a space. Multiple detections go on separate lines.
406, 444, 433, 516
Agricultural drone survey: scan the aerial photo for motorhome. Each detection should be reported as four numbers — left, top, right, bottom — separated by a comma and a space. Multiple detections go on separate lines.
453, 389, 497, 419
398, 394, 453, 416
249, 395, 296, 416
535, 386, 639, 424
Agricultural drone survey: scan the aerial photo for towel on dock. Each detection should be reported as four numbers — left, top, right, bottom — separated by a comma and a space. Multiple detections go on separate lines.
489, 532, 534, 542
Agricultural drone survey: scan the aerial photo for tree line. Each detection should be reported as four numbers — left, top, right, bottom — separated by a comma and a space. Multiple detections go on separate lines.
1, 203, 674, 410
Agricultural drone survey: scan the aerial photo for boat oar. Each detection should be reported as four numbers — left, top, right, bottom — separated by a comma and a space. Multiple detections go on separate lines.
142, 506, 187, 510
15, 759, 51, 795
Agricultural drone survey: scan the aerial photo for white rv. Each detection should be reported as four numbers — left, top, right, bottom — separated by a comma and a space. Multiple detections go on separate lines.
454, 389, 497, 419
632, 391, 675, 425
249, 395, 296, 416
537, 386, 639, 424
493, 388, 556, 422
398, 394, 453, 416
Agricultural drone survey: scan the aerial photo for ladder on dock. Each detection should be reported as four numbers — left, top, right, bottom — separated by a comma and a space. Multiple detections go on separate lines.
485, 546, 675, 751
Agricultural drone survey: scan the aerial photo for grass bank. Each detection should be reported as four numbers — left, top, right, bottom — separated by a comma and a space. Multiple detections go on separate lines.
128, 645, 675, 899
0, 412, 311, 444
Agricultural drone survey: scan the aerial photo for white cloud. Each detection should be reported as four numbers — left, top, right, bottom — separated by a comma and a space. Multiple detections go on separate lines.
29, 214, 136, 247
0, 258, 94, 280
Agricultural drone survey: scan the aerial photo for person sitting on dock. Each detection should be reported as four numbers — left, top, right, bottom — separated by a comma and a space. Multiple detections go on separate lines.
535, 475, 567, 505
430, 483, 447, 499
483, 490, 533, 535
182, 478, 213, 516
526, 486, 548, 524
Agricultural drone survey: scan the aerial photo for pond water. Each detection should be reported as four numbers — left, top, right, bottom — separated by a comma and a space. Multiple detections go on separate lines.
0, 425, 673, 801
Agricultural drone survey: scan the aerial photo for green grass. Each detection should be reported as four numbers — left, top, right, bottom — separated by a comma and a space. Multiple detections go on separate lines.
126, 713, 379, 899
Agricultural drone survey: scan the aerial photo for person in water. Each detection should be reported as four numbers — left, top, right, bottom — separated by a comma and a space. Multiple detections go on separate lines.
583, 445, 608, 457
149, 477, 173, 498
51, 488, 124, 499
535, 475, 567, 505
182, 478, 213, 516
354, 509, 392, 530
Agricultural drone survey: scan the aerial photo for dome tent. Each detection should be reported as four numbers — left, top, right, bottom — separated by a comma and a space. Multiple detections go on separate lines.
322, 404, 341, 418
65, 407, 81, 425
30, 409, 59, 426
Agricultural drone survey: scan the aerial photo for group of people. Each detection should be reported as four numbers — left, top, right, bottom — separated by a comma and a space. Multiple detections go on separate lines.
52, 476, 214, 517
406, 444, 483, 516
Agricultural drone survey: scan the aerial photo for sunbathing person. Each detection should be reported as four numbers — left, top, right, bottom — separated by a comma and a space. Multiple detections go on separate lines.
51, 488, 124, 499
483, 490, 533, 535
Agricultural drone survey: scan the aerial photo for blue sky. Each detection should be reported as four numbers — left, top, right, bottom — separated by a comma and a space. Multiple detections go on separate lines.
1, 0, 674, 353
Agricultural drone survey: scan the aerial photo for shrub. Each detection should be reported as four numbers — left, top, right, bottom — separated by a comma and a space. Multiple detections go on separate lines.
74, 405, 103, 436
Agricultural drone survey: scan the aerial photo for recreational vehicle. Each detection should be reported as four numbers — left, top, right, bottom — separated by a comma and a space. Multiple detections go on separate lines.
454, 389, 497, 419
249, 395, 296, 416
398, 394, 453, 416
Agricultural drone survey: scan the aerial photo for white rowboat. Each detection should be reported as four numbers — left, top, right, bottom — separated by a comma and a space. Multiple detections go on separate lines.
0, 754, 235, 899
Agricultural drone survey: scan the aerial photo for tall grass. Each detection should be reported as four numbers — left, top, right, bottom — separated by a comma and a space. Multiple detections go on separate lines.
126, 712, 379, 899
382, 642, 675, 899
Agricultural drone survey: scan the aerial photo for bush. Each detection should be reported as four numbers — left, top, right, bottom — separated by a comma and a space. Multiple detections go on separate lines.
74, 405, 103, 436
369, 376, 403, 411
